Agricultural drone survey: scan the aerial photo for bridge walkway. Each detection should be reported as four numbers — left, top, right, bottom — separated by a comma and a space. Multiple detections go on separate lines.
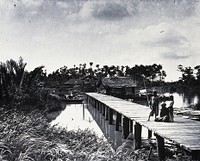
85, 93, 200, 161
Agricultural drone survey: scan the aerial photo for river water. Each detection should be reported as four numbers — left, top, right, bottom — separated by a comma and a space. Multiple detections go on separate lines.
51, 104, 105, 137
164, 92, 200, 109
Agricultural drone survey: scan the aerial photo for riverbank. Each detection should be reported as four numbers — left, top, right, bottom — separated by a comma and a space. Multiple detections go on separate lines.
0, 106, 195, 161
0, 107, 112, 160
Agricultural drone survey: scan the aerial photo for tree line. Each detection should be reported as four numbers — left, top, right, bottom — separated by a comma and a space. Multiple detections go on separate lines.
47, 62, 167, 84
177, 64, 200, 87
1, 57, 200, 109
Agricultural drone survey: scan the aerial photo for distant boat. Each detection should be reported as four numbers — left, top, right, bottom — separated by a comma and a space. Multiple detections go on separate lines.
60, 98, 84, 104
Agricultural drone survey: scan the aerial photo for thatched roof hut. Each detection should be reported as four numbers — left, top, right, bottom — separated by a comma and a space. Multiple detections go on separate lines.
64, 79, 83, 85
102, 77, 136, 88
99, 77, 137, 99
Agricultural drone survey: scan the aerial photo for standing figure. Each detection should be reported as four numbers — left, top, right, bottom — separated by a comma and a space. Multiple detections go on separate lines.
148, 91, 159, 121
168, 95, 174, 122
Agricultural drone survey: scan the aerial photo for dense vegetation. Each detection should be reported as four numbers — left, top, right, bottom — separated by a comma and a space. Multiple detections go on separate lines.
48, 62, 166, 84
177, 64, 200, 87
0, 108, 114, 161
47, 62, 200, 90
0, 57, 61, 111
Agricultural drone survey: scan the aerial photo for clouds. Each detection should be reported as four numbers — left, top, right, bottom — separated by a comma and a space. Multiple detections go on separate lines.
142, 24, 192, 60
160, 33, 192, 60
1, 0, 200, 81
92, 1, 131, 21
162, 52, 190, 59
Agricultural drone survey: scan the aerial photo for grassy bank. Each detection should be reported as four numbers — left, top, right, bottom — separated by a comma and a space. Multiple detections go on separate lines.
0, 107, 195, 161
0, 107, 111, 161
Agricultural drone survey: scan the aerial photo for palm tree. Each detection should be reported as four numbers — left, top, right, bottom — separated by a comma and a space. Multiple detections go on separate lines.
6, 57, 27, 87
26, 65, 45, 88
89, 62, 93, 68
178, 65, 195, 86
194, 65, 200, 83
102, 65, 109, 77
89, 62, 94, 76
96, 64, 100, 69
0, 57, 28, 100
108, 65, 116, 77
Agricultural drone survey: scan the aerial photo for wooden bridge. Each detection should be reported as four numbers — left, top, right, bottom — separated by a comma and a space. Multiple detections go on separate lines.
85, 92, 200, 161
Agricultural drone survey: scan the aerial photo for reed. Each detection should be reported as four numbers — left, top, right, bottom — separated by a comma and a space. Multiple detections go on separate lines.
0, 107, 193, 161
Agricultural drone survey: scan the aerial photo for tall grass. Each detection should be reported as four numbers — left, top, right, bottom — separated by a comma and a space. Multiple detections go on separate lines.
0, 107, 194, 161
0, 108, 114, 161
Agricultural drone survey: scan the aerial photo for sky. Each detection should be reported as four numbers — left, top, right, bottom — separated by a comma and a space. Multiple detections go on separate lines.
1, 0, 200, 81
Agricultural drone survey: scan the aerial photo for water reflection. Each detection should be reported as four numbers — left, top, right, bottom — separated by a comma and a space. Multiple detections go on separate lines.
164, 92, 199, 108
51, 104, 104, 137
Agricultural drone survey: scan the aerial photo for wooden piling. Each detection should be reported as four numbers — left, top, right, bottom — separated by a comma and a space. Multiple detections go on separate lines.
129, 119, 133, 133
192, 150, 200, 161
134, 122, 142, 149
148, 130, 152, 139
115, 112, 122, 147
116, 112, 122, 131
107, 108, 114, 140
102, 104, 105, 117
122, 116, 130, 139
108, 108, 113, 125
105, 106, 109, 136
155, 134, 165, 161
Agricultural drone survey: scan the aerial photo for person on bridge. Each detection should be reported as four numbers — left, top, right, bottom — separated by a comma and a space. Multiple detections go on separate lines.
148, 91, 159, 121
168, 95, 174, 122
155, 102, 170, 122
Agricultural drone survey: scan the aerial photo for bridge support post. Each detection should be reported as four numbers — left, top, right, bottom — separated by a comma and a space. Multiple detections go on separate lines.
101, 104, 105, 133
97, 102, 101, 126
148, 130, 152, 139
192, 150, 200, 161
134, 122, 142, 149
108, 108, 115, 141
115, 112, 122, 148
96, 101, 100, 125
88, 97, 95, 117
105, 106, 109, 137
155, 134, 165, 161
130, 119, 133, 133
93, 99, 97, 120
122, 116, 130, 140
85, 95, 88, 108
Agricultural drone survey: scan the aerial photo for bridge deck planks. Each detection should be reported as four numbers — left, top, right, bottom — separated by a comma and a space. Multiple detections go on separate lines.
86, 92, 200, 155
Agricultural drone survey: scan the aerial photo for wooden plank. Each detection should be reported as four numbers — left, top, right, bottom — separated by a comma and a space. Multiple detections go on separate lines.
156, 130, 200, 135
85, 93, 200, 159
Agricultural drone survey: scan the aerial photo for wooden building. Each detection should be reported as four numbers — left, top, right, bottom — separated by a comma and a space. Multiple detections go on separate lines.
99, 77, 137, 99
81, 75, 98, 92
64, 79, 83, 90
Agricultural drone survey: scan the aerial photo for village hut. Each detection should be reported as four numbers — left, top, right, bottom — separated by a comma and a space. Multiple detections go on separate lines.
63, 78, 83, 94
99, 77, 137, 99
81, 75, 98, 92
64, 79, 83, 89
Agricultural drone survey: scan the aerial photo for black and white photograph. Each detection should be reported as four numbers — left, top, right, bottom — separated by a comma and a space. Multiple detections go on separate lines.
0, 0, 200, 160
